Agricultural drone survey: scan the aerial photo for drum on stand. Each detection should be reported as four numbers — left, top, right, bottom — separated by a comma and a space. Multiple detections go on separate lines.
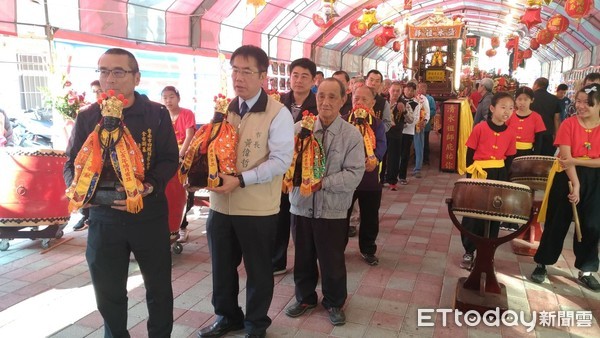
447, 178, 534, 315
0, 149, 70, 251
451, 179, 533, 225
508, 155, 555, 256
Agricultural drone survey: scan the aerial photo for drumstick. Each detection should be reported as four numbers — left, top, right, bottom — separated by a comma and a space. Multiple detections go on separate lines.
568, 182, 582, 243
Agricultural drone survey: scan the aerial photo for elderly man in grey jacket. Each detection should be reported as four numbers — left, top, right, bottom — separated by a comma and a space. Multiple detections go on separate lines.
473, 77, 495, 125
285, 77, 365, 327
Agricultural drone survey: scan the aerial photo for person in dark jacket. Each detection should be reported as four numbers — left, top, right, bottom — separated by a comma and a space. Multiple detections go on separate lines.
344, 85, 387, 266
473, 78, 494, 125
274, 58, 318, 276
332, 70, 353, 116
63, 48, 179, 338
531, 77, 562, 156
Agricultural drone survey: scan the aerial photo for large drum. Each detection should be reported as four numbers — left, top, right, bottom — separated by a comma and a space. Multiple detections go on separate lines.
0, 149, 69, 226
451, 179, 533, 225
509, 155, 555, 192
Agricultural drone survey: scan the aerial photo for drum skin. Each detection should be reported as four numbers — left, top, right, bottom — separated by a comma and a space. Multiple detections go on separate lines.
509, 155, 555, 191
451, 179, 533, 224
165, 173, 187, 235
0, 149, 70, 226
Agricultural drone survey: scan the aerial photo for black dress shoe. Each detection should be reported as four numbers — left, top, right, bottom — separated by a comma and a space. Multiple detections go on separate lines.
197, 320, 244, 338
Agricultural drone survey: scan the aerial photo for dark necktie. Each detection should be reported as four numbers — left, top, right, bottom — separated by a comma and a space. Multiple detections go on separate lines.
240, 101, 249, 118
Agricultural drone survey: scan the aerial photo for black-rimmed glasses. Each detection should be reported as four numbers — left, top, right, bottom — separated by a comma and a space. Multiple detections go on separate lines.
96, 69, 136, 78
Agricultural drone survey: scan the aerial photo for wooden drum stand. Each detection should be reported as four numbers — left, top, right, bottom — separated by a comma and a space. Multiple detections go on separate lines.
447, 179, 534, 314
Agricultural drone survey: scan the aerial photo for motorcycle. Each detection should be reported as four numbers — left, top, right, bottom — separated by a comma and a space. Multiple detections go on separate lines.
10, 115, 54, 149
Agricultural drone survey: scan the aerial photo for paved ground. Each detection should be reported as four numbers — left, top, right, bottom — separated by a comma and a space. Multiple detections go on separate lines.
1, 133, 599, 337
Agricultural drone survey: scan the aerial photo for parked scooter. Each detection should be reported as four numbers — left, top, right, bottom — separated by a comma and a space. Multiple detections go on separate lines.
10, 116, 54, 149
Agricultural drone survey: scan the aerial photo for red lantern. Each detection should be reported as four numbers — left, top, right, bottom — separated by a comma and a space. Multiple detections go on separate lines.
350, 20, 367, 38
404, 0, 412, 11
536, 29, 554, 45
546, 14, 569, 36
564, 0, 593, 21
491, 36, 500, 49
523, 49, 533, 59
520, 7, 542, 30
392, 40, 401, 52
374, 34, 387, 48
485, 49, 497, 57
530, 38, 540, 50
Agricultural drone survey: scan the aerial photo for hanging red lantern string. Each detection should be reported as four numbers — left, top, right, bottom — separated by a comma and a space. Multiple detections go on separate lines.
486, 49, 497, 57
523, 49, 533, 59
392, 40, 401, 52
404, 0, 412, 11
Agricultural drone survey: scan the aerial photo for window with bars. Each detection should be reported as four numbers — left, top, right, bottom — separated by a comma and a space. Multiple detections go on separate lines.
17, 54, 49, 110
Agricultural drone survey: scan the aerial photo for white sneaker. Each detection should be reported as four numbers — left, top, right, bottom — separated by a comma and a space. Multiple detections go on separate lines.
460, 253, 474, 270
178, 228, 190, 243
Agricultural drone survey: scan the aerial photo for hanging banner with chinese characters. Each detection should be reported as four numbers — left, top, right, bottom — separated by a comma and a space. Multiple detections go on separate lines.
408, 7, 464, 40
465, 36, 480, 53
440, 100, 460, 172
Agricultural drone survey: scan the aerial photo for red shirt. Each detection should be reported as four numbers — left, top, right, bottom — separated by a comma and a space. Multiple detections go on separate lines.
467, 121, 517, 160
554, 116, 600, 159
506, 111, 546, 143
171, 108, 196, 145
470, 91, 482, 112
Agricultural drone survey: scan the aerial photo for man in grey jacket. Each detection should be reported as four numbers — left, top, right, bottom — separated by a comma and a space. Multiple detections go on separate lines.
285, 78, 365, 326
473, 77, 494, 125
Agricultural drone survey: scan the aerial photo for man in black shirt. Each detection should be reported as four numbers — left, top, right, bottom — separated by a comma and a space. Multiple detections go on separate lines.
64, 48, 179, 337
274, 58, 318, 276
332, 70, 353, 116
531, 77, 561, 156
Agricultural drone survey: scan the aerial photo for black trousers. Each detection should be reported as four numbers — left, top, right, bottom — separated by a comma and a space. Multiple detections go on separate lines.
535, 168, 600, 272
380, 149, 388, 183
460, 167, 506, 254
539, 133, 556, 156
206, 210, 277, 335
179, 191, 195, 229
399, 133, 414, 180
424, 131, 431, 163
81, 207, 90, 219
346, 190, 382, 255
385, 135, 403, 184
292, 215, 348, 309
86, 209, 173, 338
273, 193, 292, 271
